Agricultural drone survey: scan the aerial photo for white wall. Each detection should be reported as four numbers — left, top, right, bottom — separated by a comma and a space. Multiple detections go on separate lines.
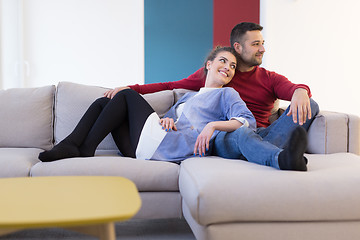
2, 0, 359, 117
0, 0, 23, 89
0, 0, 144, 89
260, 0, 360, 117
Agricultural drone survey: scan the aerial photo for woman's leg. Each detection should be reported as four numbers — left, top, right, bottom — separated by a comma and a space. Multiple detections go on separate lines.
39, 89, 154, 161
79, 89, 155, 157
111, 90, 155, 157
39, 97, 111, 162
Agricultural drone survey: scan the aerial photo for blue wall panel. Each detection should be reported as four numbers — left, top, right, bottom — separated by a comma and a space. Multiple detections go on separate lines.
145, 0, 213, 84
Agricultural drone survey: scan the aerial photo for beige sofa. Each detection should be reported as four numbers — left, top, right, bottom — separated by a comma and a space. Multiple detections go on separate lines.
0, 81, 359, 240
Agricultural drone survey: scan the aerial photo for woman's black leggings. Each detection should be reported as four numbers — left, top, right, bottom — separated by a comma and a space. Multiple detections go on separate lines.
66, 89, 155, 158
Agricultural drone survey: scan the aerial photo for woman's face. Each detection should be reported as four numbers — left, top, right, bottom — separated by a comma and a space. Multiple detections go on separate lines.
206, 51, 237, 87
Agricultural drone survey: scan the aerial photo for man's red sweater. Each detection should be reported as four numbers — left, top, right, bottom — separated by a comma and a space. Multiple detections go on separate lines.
129, 66, 311, 128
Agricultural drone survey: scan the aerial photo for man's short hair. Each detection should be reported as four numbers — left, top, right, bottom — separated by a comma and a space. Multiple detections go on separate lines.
230, 22, 263, 47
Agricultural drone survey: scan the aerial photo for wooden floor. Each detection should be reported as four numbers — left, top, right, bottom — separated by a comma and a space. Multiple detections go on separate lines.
0, 219, 196, 240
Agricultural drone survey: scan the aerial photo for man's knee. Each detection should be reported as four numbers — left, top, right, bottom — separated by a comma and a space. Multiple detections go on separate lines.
309, 98, 320, 118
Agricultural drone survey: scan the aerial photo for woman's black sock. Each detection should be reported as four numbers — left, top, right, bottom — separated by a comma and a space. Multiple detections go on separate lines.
38, 140, 80, 162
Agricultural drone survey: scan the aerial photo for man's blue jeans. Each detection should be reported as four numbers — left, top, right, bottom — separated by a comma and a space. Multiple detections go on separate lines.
213, 99, 320, 169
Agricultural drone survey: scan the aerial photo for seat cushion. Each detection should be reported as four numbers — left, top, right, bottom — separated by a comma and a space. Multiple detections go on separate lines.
30, 155, 180, 191
0, 148, 42, 177
180, 153, 360, 226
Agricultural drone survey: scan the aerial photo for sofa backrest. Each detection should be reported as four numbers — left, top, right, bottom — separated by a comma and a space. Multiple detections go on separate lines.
0, 85, 55, 150
1, 82, 358, 155
54, 82, 175, 150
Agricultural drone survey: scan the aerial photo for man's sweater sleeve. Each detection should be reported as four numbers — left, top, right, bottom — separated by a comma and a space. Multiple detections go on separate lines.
271, 71, 312, 101
128, 68, 206, 94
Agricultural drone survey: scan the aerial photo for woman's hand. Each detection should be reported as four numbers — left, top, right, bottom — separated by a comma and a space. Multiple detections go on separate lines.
194, 123, 215, 157
104, 86, 130, 99
159, 118, 178, 132
193, 119, 242, 157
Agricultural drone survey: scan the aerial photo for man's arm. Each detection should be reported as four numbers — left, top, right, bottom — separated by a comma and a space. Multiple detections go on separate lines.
104, 68, 207, 98
286, 88, 312, 126
271, 72, 312, 125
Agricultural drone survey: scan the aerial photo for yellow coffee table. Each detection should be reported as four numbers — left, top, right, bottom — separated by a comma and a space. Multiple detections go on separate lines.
0, 176, 141, 240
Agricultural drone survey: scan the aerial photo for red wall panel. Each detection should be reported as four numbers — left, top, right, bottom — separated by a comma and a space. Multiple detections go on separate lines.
213, 0, 260, 47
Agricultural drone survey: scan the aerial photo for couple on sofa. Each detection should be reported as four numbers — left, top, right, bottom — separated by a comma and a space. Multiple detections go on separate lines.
39, 22, 319, 171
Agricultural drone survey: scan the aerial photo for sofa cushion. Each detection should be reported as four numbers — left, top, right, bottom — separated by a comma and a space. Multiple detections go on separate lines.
54, 82, 117, 150
30, 155, 180, 191
54, 82, 174, 150
0, 148, 41, 177
142, 90, 174, 118
180, 153, 360, 226
0, 85, 55, 150
173, 88, 194, 102
307, 111, 349, 154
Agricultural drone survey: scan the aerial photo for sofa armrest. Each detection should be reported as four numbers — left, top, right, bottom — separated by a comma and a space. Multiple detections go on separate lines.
348, 113, 360, 155
307, 111, 360, 155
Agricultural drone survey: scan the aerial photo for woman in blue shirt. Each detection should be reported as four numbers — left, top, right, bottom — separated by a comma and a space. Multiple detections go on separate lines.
39, 46, 255, 162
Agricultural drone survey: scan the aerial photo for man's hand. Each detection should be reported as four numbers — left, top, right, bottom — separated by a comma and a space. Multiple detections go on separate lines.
104, 86, 130, 99
194, 123, 215, 157
287, 88, 311, 125
159, 117, 177, 132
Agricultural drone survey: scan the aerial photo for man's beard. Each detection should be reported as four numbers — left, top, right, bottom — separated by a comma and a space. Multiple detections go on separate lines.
250, 55, 263, 66
239, 55, 263, 68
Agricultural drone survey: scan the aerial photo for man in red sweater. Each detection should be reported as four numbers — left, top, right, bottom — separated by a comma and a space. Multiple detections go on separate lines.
105, 22, 319, 171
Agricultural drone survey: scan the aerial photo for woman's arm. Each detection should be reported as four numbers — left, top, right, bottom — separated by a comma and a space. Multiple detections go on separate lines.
194, 119, 243, 156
